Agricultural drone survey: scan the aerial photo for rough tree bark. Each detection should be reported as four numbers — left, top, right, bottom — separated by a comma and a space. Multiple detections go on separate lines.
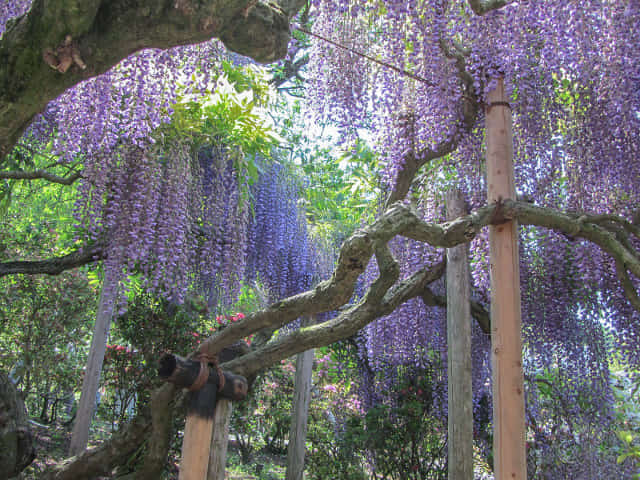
0, 0, 305, 159
0, 372, 35, 478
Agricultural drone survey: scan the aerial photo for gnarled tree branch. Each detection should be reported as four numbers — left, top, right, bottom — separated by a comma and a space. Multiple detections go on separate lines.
41, 410, 152, 480
200, 200, 640, 361
0, 0, 300, 159
224, 258, 442, 378
0, 243, 104, 277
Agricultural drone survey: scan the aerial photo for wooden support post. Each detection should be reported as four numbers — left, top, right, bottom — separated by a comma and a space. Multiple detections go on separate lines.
286, 316, 316, 480
446, 189, 473, 480
485, 77, 527, 480
69, 269, 118, 455
180, 387, 217, 480
207, 398, 233, 480
159, 353, 248, 480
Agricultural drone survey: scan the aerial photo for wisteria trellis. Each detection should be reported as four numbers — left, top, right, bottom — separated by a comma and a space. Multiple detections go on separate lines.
307, 0, 639, 476
2, 0, 640, 477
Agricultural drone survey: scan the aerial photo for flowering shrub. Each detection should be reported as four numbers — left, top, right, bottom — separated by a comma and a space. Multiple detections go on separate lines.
305, 349, 367, 480
100, 293, 215, 423
306, 360, 448, 480
231, 358, 295, 463
306, 380, 368, 480
361, 367, 447, 480
101, 344, 142, 424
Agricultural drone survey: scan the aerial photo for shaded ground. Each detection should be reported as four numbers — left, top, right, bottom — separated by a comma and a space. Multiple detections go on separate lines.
14, 419, 287, 480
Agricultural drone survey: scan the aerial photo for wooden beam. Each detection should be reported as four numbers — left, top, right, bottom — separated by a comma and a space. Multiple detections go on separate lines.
69, 269, 117, 455
446, 188, 473, 480
485, 77, 527, 480
180, 385, 217, 480
207, 399, 233, 480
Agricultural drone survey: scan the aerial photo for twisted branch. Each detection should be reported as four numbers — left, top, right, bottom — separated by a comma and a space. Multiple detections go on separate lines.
0, 243, 104, 277
200, 200, 640, 364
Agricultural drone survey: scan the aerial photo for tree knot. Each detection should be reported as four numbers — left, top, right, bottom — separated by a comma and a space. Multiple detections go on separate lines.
43, 35, 86, 73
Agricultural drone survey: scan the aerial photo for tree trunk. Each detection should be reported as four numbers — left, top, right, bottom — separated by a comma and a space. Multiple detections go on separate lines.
285, 316, 315, 480
207, 399, 233, 480
0, 371, 35, 477
69, 268, 118, 455
485, 78, 526, 480
446, 188, 473, 480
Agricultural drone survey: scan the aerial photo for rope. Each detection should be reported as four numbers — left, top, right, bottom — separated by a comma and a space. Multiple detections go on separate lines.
188, 352, 225, 393
294, 26, 436, 87
486, 101, 511, 111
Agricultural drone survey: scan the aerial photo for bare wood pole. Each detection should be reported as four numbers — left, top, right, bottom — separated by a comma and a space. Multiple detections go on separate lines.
446, 189, 474, 480
285, 316, 316, 480
69, 268, 118, 455
180, 406, 216, 480
207, 399, 233, 480
485, 78, 527, 480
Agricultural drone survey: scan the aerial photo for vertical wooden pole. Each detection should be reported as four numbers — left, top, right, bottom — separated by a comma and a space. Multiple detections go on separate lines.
179, 414, 215, 480
207, 399, 233, 480
179, 382, 218, 480
69, 268, 117, 455
446, 189, 473, 480
485, 77, 526, 480
285, 316, 316, 480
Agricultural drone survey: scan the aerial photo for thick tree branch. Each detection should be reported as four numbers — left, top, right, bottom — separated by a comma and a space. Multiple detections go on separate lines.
41, 410, 152, 480
224, 260, 443, 378
504, 201, 640, 279
199, 200, 640, 361
0, 169, 82, 185
421, 286, 491, 335
132, 384, 179, 480
0, 0, 300, 158
0, 243, 103, 277
587, 214, 640, 241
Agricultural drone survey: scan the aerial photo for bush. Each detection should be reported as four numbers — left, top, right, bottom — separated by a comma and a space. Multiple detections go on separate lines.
307, 362, 448, 480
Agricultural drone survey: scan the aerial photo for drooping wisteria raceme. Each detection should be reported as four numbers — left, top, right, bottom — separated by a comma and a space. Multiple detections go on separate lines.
307, 0, 639, 476
196, 145, 250, 308
3, 1, 318, 308
64, 44, 228, 304
246, 162, 318, 301
0, 0, 30, 37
